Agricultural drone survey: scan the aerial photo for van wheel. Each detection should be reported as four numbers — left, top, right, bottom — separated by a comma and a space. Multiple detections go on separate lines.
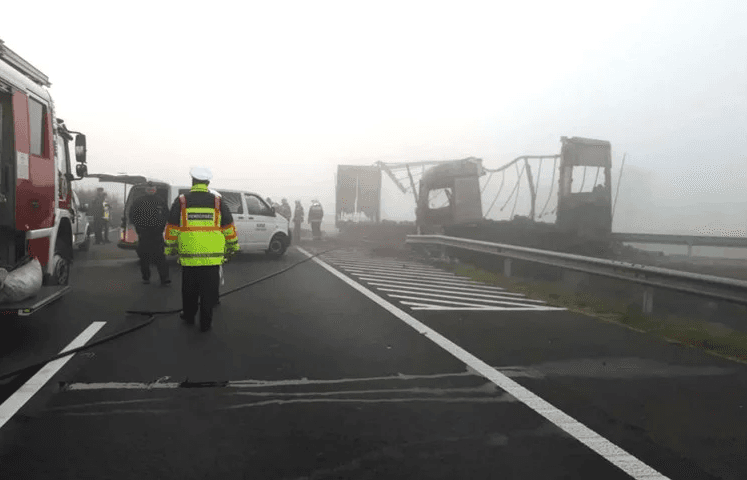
79, 227, 91, 251
266, 233, 288, 259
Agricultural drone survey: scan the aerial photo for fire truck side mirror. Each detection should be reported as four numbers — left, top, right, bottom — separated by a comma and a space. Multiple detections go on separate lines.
75, 134, 87, 164
76, 163, 88, 178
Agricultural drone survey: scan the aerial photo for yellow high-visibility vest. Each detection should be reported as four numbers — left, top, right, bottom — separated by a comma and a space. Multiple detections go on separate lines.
164, 184, 238, 266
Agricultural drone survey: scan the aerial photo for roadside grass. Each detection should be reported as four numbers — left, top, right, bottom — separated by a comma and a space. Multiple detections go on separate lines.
439, 260, 747, 364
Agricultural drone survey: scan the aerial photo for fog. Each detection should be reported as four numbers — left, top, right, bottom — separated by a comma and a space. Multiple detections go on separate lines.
4, 1, 746, 236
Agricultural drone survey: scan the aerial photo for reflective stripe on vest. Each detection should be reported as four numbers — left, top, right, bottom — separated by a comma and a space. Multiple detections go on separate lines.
177, 192, 226, 266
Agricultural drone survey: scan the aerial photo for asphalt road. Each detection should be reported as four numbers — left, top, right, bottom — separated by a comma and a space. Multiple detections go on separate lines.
0, 240, 745, 479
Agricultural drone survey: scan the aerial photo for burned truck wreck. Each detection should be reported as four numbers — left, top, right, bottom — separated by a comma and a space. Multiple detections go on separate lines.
416, 137, 614, 255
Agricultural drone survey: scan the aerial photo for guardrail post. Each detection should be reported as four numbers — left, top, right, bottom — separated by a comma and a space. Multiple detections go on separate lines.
504, 258, 512, 277
642, 287, 654, 315
687, 242, 693, 257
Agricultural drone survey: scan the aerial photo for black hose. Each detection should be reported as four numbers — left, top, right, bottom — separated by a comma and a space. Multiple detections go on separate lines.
0, 314, 157, 382
0, 247, 340, 383
127, 247, 336, 315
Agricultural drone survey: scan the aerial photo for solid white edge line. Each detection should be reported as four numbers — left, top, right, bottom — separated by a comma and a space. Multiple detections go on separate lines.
299, 247, 669, 480
0, 321, 107, 430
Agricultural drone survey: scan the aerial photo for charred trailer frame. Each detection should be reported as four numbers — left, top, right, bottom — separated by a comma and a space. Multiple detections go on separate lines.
335, 165, 382, 229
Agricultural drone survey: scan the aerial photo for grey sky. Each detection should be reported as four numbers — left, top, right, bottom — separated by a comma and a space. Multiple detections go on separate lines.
4, 0, 746, 233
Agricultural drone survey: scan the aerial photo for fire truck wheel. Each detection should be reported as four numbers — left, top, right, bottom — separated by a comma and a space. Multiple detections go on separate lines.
49, 253, 71, 286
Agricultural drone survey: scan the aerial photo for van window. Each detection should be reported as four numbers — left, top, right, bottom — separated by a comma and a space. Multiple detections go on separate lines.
218, 191, 243, 214
245, 193, 273, 216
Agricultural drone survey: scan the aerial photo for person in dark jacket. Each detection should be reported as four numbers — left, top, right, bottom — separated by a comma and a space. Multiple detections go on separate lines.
308, 199, 324, 240
293, 200, 304, 243
130, 182, 171, 285
102, 195, 112, 243
278, 198, 292, 221
90, 187, 106, 244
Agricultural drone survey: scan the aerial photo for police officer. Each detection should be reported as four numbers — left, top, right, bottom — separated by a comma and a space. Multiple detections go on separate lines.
130, 182, 170, 285
164, 167, 239, 332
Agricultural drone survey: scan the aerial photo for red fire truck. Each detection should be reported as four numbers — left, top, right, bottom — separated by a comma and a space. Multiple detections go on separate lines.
0, 39, 88, 315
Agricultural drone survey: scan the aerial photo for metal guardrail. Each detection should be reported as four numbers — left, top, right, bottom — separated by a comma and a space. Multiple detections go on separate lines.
406, 234, 747, 314
612, 232, 747, 256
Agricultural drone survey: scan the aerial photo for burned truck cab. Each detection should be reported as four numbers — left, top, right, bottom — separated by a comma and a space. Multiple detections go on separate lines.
416, 158, 484, 233
555, 137, 613, 242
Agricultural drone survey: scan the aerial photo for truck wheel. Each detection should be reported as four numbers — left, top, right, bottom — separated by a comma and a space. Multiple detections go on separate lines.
49, 253, 71, 286
79, 227, 91, 251
266, 233, 288, 259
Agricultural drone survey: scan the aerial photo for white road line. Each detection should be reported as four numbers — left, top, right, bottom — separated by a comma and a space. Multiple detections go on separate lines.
379, 289, 551, 307
354, 272, 492, 288
339, 266, 474, 282
389, 293, 558, 310
374, 285, 545, 303
300, 247, 669, 480
64, 371, 483, 391
365, 279, 518, 295
0, 321, 106, 430
401, 302, 564, 312
327, 262, 459, 278
321, 254, 442, 266
325, 259, 451, 275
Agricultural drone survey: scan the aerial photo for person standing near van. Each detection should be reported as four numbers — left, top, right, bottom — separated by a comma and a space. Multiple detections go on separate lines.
278, 198, 292, 222
164, 167, 239, 332
102, 195, 111, 243
308, 199, 324, 240
130, 182, 171, 285
90, 187, 106, 245
293, 200, 304, 243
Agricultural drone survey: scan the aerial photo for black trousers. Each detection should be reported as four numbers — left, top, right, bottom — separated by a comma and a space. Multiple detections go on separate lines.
311, 221, 322, 239
181, 265, 220, 325
93, 218, 104, 244
136, 228, 170, 282
293, 221, 302, 242
103, 220, 110, 242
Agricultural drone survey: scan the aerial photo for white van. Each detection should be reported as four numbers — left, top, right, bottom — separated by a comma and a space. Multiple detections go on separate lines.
117, 178, 291, 257
71, 191, 93, 251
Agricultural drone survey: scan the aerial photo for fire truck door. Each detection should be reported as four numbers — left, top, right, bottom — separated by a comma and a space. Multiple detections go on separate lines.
0, 92, 14, 227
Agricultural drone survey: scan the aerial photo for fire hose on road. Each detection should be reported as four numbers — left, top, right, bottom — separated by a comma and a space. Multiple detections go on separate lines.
0, 248, 340, 383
